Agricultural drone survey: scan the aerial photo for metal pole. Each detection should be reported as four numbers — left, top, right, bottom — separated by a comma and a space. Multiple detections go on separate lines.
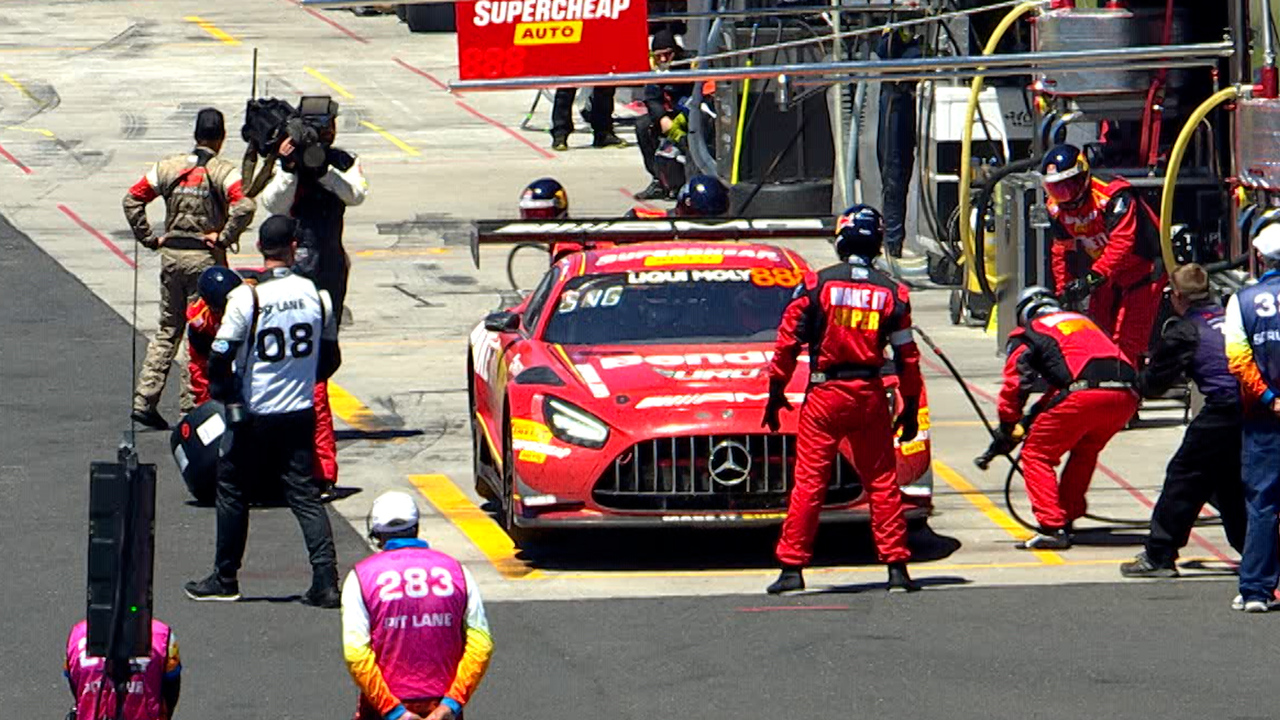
451, 40, 1235, 91
1228, 0, 1251, 87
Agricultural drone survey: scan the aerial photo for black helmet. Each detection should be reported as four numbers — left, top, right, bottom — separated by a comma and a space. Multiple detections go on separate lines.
519, 178, 569, 220
1015, 285, 1060, 327
834, 204, 885, 259
1041, 144, 1091, 205
197, 267, 243, 313
674, 175, 729, 217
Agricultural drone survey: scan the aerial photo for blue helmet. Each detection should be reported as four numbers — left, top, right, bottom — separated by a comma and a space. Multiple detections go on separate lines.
834, 204, 885, 259
519, 177, 569, 219
197, 267, 243, 312
1041, 144, 1091, 205
675, 175, 729, 217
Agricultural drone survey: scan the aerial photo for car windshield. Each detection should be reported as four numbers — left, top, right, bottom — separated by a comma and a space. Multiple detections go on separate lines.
542, 270, 798, 345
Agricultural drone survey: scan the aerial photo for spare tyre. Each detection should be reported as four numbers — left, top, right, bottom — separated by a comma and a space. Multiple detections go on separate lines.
170, 401, 227, 505
730, 180, 832, 218
406, 3, 456, 32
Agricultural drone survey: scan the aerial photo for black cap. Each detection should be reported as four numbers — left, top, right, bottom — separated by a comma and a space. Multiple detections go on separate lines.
258, 215, 298, 251
194, 108, 225, 143
651, 29, 679, 51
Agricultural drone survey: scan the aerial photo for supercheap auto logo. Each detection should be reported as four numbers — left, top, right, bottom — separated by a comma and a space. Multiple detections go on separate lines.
470, 0, 633, 45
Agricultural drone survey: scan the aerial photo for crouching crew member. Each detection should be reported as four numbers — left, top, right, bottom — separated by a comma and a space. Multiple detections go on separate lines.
764, 204, 922, 595
1121, 263, 1246, 577
185, 215, 342, 607
65, 618, 181, 720
625, 174, 729, 219
989, 287, 1139, 549
343, 491, 494, 720
187, 266, 244, 405
1042, 144, 1165, 366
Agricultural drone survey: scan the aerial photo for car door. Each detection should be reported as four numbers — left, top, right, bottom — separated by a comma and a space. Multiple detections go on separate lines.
481, 267, 561, 437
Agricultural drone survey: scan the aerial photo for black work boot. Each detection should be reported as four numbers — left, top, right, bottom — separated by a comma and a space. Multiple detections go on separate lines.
593, 132, 629, 148
633, 180, 668, 201
302, 567, 341, 608
131, 408, 169, 431
766, 565, 805, 595
1018, 527, 1072, 550
184, 573, 241, 602
1120, 551, 1179, 579
887, 562, 921, 593
551, 135, 569, 152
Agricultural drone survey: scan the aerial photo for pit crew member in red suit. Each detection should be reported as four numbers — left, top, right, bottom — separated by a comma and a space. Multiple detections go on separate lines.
763, 204, 922, 595
1042, 144, 1165, 365
986, 286, 1140, 549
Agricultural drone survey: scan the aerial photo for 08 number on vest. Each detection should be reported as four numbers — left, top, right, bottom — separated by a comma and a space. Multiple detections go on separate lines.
375, 567, 455, 601
255, 323, 314, 362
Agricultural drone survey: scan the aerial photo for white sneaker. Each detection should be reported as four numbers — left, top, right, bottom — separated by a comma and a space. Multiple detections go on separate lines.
1245, 599, 1272, 613
1232, 594, 1245, 611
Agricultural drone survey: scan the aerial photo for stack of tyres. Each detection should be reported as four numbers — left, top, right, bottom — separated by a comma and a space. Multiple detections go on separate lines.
170, 401, 227, 505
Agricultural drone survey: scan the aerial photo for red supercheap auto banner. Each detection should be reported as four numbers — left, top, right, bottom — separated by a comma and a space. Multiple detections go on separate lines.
455, 0, 651, 81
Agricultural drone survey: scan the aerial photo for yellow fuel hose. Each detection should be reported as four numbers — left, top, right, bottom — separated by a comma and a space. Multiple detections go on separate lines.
730, 67, 752, 185
1159, 86, 1241, 273
958, 1, 1041, 300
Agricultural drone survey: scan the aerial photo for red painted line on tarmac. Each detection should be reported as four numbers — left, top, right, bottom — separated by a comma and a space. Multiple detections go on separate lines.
392, 57, 456, 94
455, 100, 555, 159
284, 0, 369, 43
0, 141, 32, 175
57, 204, 136, 269
737, 605, 850, 612
919, 354, 1236, 564
620, 187, 657, 210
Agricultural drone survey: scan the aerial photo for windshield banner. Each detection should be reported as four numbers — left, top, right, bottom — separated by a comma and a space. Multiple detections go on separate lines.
455, 0, 650, 81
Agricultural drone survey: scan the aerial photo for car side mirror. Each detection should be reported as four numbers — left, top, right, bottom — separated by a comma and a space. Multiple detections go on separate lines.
484, 311, 521, 333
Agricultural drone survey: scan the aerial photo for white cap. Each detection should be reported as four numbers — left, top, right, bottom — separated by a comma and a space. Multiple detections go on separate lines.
1254, 223, 1280, 260
368, 491, 420, 537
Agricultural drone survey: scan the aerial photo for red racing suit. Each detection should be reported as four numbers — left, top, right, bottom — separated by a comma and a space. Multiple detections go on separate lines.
185, 291, 338, 485
998, 310, 1140, 530
769, 255, 922, 566
1047, 175, 1165, 365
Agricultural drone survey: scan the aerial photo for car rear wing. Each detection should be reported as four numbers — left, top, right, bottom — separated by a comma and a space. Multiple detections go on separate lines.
470, 217, 835, 266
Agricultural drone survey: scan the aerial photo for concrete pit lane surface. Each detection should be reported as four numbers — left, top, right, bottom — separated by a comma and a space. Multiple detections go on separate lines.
0, 1, 1270, 718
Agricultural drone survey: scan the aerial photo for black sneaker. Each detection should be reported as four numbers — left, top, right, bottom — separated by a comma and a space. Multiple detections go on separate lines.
131, 408, 169, 431
551, 136, 569, 152
887, 562, 921, 593
593, 133, 629, 148
633, 181, 669, 201
1120, 552, 1179, 578
184, 573, 241, 602
302, 585, 341, 609
766, 566, 805, 595
1018, 528, 1071, 550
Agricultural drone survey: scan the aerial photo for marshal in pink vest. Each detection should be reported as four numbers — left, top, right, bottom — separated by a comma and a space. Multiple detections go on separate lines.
354, 546, 469, 701
66, 619, 171, 720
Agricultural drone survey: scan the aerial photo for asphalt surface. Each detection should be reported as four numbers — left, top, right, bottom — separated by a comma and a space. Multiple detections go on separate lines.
4, 212, 1277, 720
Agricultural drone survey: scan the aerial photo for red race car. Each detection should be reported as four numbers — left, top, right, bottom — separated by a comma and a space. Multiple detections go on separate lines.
468, 218, 933, 542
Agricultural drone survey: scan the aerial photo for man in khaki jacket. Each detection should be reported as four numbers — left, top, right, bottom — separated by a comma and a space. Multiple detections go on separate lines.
124, 108, 255, 429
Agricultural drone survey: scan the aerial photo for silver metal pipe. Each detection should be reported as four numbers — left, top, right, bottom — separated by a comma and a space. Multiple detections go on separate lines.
1265, 0, 1277, 70
651, 4, 931, 21
301, 0, 451, 5
672, 0, 1048, 69
451, 40, 1235, 91
788, 57, 1215, 88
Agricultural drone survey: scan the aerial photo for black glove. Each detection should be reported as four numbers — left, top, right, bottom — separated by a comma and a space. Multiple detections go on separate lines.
761, 378, 793, 433
894, 396, 920, 443
1061, 270, 1105, 305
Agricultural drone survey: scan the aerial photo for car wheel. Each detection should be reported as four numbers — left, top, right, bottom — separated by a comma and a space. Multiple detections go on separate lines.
405, 3, 456, 32
472, 413, 498, 502
501, 417, 536, 546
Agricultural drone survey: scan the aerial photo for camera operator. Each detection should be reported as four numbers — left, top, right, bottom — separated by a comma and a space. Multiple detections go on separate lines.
184, 215, 342, 608
259, 102, 367, 323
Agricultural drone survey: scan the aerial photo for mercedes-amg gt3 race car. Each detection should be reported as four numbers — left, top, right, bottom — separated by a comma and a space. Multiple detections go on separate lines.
467, 218, 933, 541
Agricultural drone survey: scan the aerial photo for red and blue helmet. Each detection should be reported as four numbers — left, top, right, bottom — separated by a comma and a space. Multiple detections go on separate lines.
1041, 144, 1092, 205
519, 178, 569, 219
834, 204, 885, 259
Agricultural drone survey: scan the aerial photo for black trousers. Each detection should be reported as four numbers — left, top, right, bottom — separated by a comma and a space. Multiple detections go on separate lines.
1146, 405, 1247, 564
877, 83, 917, 257
215, 408, 337, 583
634, 114, 686, 190
551, 87, 615, 140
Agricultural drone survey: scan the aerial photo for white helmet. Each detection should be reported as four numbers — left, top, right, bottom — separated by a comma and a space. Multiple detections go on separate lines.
1016, 285, 1060, 327
368, 491, 420, 538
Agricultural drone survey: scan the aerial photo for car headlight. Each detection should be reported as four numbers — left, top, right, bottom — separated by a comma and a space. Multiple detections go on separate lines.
543, 397, 610, 449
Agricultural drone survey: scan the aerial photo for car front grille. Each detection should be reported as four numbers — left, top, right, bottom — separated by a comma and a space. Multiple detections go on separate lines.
592, 434, 862, 512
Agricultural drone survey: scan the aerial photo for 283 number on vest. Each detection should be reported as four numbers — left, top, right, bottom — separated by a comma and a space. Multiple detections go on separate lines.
256, 323, 315, 362
375, 567, 455, 600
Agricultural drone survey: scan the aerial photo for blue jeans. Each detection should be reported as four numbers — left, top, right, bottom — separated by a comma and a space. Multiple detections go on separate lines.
1239, 415, 1280, 602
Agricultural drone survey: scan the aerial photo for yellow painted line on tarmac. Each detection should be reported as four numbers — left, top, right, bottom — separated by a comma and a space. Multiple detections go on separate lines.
4, 126, 54, 138
409, 474, 541, 580
304, 66, 355, 99
547, 558, 1120, 581
341, 339, 458, 347
933, 460, 1066, 565
327, 381, 382, 433
931, 420, 989, 427
1, 73, 41, 104
353, 247, 449, 257
184, 16, 241, 45
359, 120, 421, 157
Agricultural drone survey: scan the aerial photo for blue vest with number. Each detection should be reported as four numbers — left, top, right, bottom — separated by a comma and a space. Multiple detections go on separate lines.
1236, 271, 1280, 388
